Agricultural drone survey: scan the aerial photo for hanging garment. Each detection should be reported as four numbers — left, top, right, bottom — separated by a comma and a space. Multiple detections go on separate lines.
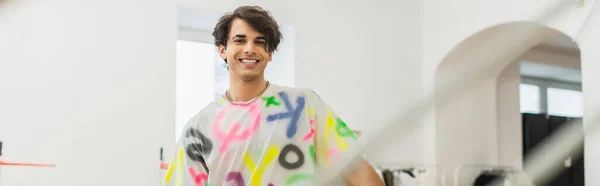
401, 170, 415, 178
382, 169, 395, 186
474, 173, 505, 186
394, 171, 419, 186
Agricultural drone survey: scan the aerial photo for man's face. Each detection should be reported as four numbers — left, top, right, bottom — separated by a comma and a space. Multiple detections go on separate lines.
218, 18, 272, 82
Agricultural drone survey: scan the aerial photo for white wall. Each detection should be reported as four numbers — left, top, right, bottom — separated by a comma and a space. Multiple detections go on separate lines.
287, 0, 427, 165
0, 0, 176, 186
580, 10, 600, 186
436, 76, 499, 184
264, 24, 295, 87
496, 60, 522, 168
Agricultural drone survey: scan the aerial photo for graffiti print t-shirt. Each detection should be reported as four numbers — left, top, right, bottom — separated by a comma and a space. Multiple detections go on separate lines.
163, 84, 360, 186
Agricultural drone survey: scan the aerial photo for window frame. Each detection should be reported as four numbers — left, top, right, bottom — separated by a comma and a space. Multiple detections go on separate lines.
520, 76, 583, 116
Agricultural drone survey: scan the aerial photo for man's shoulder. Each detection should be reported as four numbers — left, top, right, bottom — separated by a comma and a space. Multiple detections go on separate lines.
197, 101, 223, 117
182, 102, 221, 129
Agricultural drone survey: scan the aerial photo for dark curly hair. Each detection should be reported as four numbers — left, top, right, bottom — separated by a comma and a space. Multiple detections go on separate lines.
212, 6, 283, 65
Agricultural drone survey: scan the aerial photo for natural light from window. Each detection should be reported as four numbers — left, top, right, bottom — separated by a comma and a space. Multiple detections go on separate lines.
175, 40, 216, 141
547, 88, 584, 118
520, 83, 541, 113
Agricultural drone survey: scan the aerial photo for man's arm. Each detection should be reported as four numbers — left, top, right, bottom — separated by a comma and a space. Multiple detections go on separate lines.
343, 158, 385, 186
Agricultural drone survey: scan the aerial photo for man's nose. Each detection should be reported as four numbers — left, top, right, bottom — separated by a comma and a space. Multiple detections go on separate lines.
243, 42, 257, 54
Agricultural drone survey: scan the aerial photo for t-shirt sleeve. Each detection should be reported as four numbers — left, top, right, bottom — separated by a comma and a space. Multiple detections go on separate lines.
163, 115, 213, 186
305, 89, 360, 170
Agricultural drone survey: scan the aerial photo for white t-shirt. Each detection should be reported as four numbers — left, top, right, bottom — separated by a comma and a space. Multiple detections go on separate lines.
162, 84, 359, 186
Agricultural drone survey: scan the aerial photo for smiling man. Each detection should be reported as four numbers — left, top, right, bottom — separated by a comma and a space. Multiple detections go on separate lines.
163, 6, 384, 186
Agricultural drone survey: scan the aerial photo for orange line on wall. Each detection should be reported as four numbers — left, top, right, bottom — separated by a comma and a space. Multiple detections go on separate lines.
0, 160, 55, 167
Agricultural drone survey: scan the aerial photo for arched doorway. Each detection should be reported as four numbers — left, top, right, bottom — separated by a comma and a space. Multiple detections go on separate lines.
501, 35, 583, 186
434, 21, 582, 185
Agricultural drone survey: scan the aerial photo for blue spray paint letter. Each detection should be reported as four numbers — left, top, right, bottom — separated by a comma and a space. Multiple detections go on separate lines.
267, 91, 306, 138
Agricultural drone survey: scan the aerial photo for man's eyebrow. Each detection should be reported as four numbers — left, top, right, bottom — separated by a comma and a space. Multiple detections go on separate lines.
232, 34, 265, 40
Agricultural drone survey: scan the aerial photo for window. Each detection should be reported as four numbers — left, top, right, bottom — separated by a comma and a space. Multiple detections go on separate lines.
547, 88, 584, 117
519, 84, 541, 113
175, 40, 216, 141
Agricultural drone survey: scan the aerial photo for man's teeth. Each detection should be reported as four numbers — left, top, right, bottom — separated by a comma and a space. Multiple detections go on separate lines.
241, 59, 257, 63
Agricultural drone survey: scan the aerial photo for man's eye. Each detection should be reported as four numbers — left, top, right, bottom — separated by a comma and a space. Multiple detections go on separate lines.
234, 39, 244, 43
256, 41, 266, 45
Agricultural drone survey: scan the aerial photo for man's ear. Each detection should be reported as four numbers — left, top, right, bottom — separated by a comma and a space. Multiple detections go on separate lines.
218, 45, 227, 61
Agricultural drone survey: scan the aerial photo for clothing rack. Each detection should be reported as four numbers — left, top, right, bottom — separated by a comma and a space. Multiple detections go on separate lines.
374, 163, 446, 186
453, 164, 523, 186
